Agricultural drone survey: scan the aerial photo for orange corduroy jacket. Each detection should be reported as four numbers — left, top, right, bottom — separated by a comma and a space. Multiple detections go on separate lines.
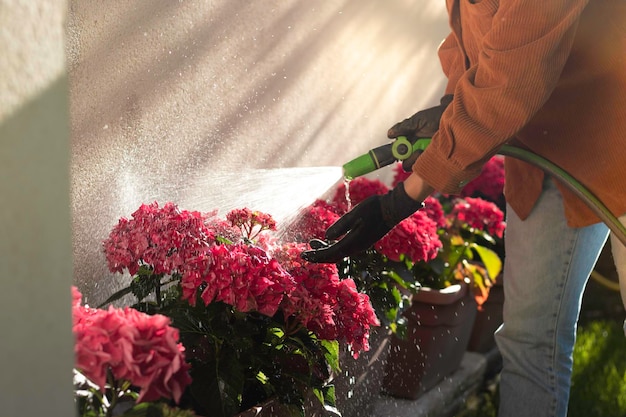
413, 0, 626, 227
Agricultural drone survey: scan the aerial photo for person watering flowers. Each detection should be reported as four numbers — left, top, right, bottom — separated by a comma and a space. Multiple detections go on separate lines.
303, 1, 626, 416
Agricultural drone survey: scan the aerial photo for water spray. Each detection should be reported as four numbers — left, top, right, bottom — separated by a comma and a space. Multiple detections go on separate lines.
342, 137, 626, 247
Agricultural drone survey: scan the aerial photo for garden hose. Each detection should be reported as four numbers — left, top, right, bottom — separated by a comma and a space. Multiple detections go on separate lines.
342, 138, 626, 248
589, 270, 621, 292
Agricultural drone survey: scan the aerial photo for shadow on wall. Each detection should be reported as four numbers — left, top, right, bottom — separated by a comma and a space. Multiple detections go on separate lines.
67, 0, 449, 302
1, 75, 75, 416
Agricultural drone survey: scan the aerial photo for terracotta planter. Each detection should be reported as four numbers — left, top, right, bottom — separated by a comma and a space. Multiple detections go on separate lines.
334, 326, 393, 417
467, 277, 504, 353
382, 283, 477, 400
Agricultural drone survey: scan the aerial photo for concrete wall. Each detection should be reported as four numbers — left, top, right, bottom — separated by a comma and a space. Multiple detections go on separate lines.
67, 1, 449, 302
0, 1, 74, 415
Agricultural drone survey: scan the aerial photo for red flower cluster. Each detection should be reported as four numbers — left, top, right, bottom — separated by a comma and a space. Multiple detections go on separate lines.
226, 208, 277, 241
391, 162, 411, 188
451, 197, 506, 238
375, 210, 442, 263
460, 156, 505, 203
273, 243, 380, 357
72, 287, 191, 403
103, 202, 214, 276
335, 278, 380, 357
422, 196, 446, 228
182, 243, 296, 317
289, 199, 341, 242
102, 202, 381, 360
331, 177, 389, 213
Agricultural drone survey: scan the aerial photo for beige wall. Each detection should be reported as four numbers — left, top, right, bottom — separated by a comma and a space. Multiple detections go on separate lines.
0, 1, 74, 415
67, 1, 449, 303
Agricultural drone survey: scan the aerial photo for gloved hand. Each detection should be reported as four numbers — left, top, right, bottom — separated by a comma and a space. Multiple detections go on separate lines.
387, 94, 453, 171
301, 182, 424, 264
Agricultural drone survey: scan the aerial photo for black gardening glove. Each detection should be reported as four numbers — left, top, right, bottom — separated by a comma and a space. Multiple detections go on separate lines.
301, 182, 424, 264
387, 94, 453, 171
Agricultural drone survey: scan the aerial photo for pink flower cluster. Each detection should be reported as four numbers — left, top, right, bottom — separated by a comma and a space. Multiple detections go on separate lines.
72, 287, 191, 403
290, 199, 341, 242
391, 163, 412, 188
460, 156, 505, 203
422, 196, 446, 228
273, 243, 379, 357
451, 197, 506, 238
103, 202, 214, 276
103, 202, 380, 358
181, 243, 296, 317
227, 208, 277, 241
331, 177, 389, 213
375, 210, 442, 263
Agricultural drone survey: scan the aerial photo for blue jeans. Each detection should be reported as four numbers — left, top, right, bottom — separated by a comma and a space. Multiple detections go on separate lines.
495, 178, 609, 417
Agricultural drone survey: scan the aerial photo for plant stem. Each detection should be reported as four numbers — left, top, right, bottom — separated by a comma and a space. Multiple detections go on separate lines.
155, 277, 162, 308
105, 369, 117, 417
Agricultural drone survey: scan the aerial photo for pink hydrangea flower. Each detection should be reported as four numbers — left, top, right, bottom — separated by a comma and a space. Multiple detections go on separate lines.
375, 210, 442, 263
226, 208, 277, 241
451, 197, 506, 238
335, 279, 380, 358
460, 156, 505, 203
391, 162, 411, 188
183, 243, 296, 317
331, 177, 389, 214
72, 287, 191, 404
103, 202, 214, 276
422, 196, 446, 228
289, 201, 340, 242
274, 243, 379, 357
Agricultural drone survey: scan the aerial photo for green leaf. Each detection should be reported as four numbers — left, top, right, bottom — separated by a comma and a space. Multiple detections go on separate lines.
130, 273, 158, 301
321, 339, 340, 374
320, 385, 342, 416
96, 285, 133, 308
120, 402, 197, 417
471, 243, 502, 280
189, 358, 242, 417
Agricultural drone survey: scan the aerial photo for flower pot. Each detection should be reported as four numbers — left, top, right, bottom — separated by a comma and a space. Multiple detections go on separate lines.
382, 283, 477, 400
467, 276, 504, 353
334, 326, 393, 417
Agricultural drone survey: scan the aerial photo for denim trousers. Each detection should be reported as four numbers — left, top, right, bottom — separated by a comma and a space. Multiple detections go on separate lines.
495, 178, 609, 417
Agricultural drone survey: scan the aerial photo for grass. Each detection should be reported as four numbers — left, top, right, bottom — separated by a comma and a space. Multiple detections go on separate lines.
568, 319, 626, 417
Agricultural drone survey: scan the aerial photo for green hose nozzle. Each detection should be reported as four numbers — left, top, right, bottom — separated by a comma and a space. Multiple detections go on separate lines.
342, 137, 431, 179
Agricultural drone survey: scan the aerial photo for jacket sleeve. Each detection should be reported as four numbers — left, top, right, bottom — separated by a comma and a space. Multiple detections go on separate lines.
414, 0, 590, 194
437, 32, 465, 97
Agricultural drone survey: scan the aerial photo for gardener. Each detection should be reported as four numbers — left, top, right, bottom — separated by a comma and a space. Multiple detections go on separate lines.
302, 1, 626, 416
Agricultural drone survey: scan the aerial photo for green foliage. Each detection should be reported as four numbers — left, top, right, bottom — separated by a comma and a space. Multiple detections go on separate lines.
120, 402, 197, 417
102, 276, 338, 417
337, 249, 415, 334
569, 320, 626, 417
